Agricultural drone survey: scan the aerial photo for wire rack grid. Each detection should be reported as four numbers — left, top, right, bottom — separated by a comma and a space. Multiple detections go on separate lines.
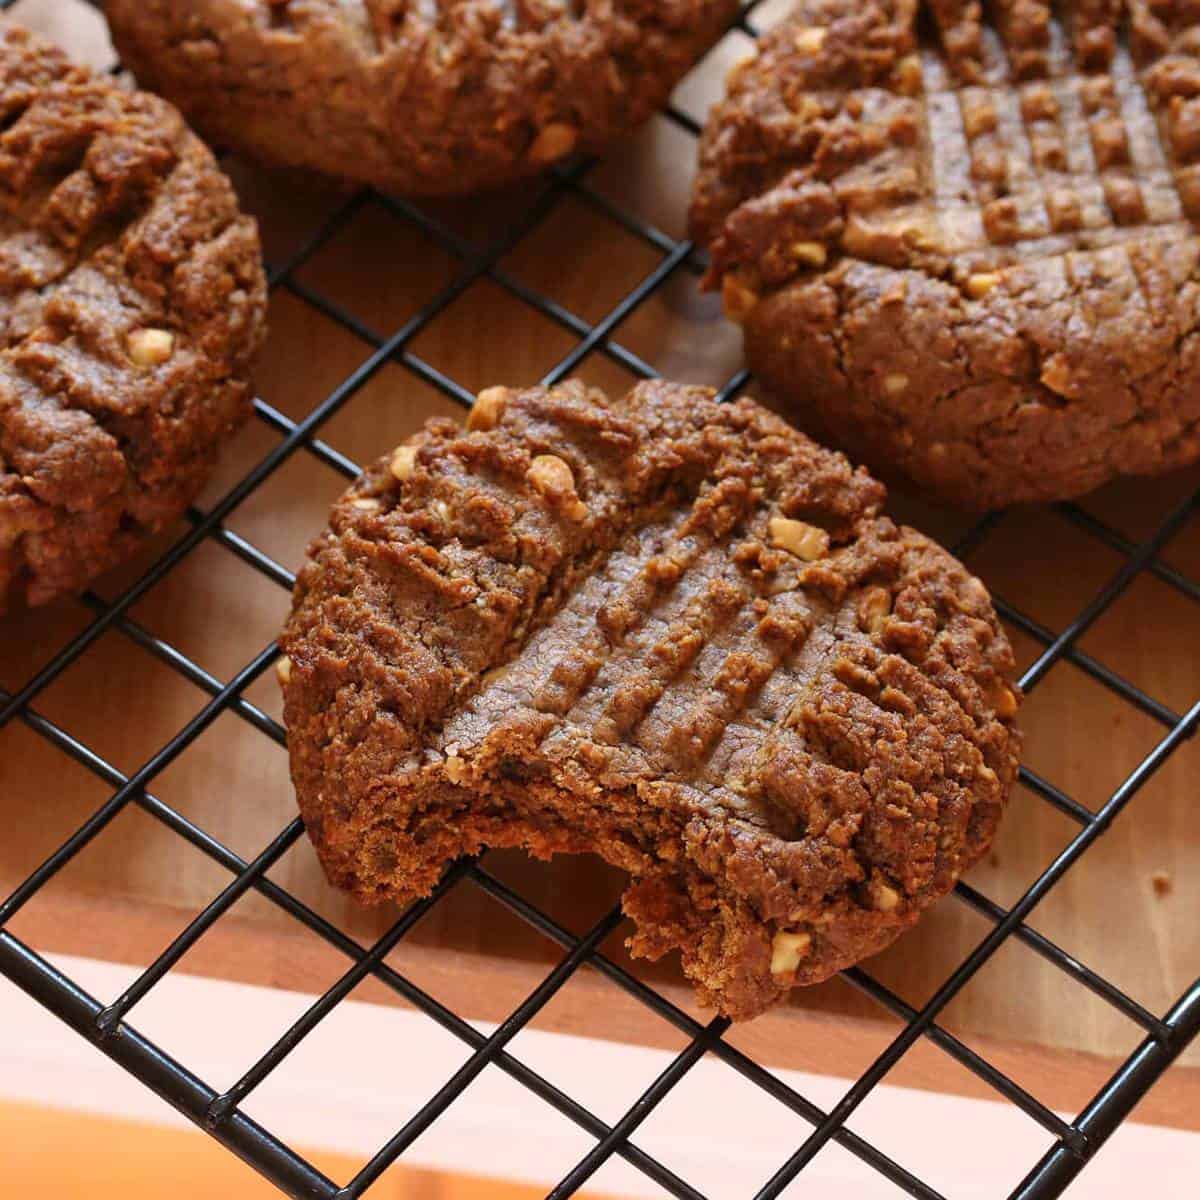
0, 2, 1198, 1198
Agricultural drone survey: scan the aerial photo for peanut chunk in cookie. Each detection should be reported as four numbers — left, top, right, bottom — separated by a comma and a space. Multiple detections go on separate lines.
791, 241, 828, 268
858, 586, 891, 634
770, 930, 812, 976
127, 328, 175, 366
391, 444, 417, 482
871, 879, 901, 912
769, 517, 829, 561
895, 54, 922, 96
528, 123, 578, 164
990, 681, 1019, 720
722, 273, 760, 324
528, 454, 588, 520
794, 27, 826, 54
468, 386, 510, 431
966, 272, 1001, 299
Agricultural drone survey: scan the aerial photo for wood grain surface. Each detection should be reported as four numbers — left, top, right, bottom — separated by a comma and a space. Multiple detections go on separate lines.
2, 0, 1198, 1136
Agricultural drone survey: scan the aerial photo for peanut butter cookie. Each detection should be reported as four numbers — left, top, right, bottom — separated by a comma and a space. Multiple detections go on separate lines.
691, 1, 1200, 509
104, 0, 739, 196
279, 380, 1020, 1019
0, 23, 266, 612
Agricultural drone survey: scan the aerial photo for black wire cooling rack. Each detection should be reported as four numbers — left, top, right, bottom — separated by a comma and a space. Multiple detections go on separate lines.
1, 2, 1199, 1197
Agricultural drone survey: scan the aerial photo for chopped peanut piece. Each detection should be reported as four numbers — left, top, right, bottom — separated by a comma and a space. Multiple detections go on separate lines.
527, 122, 578, 164
527, 453, 574, 497
352, 497, 382, 512
468, 386, 510, 431
444, 754, 468, 784
895, 54, 923, 96
872, 880, 901, 912
1040, 354, 1075, 397
883, 373, 909, 395
791, 240, 828, 268
127, 327, 175, 366
725, 53, 758, 89
794, 27, 827, 54
858, 586, 891, 634
769, 517, 829, 561
906, 221, 939, 251
990, 681, 1019, 719
792, 95, 822, 124
721, 272, 760, 324
390, 444, 417, 482
966, 272, 1001, 299
770, 930, 813, 976
528, 454, 588, 521
275, 655, 292, 686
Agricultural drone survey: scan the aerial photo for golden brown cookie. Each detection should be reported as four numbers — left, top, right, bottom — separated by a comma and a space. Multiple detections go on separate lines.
279, 380, 1021, 1019
103, 0, 739, 196
0, 23, 267, 612
691, 1, 1200, 509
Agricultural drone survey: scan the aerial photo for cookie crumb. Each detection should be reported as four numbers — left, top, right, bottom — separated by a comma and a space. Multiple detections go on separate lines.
1151, 871, 1172, 898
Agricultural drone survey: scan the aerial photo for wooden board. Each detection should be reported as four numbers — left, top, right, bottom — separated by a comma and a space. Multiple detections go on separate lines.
3, 0, 1198, 1135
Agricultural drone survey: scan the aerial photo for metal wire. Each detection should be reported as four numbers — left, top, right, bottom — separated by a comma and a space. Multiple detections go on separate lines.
1, 3, 1199, 1198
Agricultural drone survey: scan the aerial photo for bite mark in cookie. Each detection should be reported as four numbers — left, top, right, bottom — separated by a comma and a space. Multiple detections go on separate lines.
280, 380, 1021, 1019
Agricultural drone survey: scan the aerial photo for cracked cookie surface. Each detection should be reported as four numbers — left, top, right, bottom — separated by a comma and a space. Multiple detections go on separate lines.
104, 0, 738, 196
691, 0, 1200, 509
279, 380, 1020, 1019
0, 23, 266, 613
